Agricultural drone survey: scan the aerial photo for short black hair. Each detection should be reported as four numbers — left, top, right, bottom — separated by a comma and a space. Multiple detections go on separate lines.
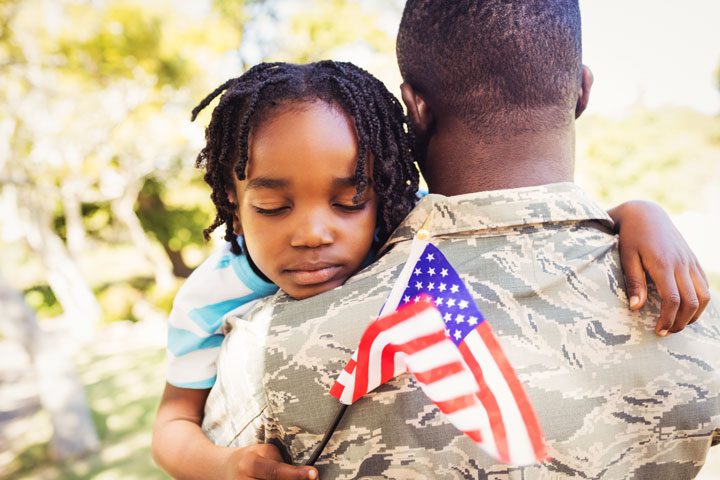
397, 0, 582, 134
192, 61, 419, 255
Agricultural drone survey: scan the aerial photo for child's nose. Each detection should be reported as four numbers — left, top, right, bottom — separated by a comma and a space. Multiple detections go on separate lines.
290, 211, 334, 248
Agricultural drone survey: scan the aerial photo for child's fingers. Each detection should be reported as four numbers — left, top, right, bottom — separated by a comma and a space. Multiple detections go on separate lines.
651, 267, 681, 337
240, 455, 316, 480
240, 445, 317, 480
667, 268, 699, 333
619, 248, 647, 310
689, 262, 711, 324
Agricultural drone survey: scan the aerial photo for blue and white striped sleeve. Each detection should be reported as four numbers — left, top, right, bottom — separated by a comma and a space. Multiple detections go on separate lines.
165, 243, 278, 389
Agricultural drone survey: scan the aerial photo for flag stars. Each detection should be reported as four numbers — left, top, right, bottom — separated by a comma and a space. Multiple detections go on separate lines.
427, 282, 435, 291
455, 314, 465, 324
450, 284, 460, 294
453, 330, 462, 340
435, 297, 444, 305
414, 268, 422, 276
468, 316, 479, 326
440, 268, 448, 277
413, 296, 421, 303
458, 300, 469, 310
426, 253, 435, 261
427, 267, 436, 276
438, 283, 447, 292
403, 295, 410, 303
446, 298, 456, 308
444, 312, 453, 322
415, 281, 423, 289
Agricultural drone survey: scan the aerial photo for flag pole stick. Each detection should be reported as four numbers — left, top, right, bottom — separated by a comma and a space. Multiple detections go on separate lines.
305, 404, 348, 466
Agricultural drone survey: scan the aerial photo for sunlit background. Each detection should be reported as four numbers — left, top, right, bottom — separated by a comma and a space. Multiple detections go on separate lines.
1, 0, 718, 478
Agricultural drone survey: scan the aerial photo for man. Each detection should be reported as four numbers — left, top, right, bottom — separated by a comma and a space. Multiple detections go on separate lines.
204, 1, 720, 478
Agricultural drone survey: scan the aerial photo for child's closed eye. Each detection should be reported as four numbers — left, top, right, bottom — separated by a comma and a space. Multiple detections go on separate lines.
254, 206, 289, 216
334, 201, 368, 212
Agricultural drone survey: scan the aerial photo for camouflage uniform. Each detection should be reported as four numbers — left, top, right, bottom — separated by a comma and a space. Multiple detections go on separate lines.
204, 182, 720, 479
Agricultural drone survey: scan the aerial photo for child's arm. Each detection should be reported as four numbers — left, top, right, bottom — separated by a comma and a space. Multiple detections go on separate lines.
152, 384, 317, 480
608, 200, 710, 335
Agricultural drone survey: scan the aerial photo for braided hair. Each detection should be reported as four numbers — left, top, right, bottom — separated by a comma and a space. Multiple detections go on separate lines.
192, 61, 419, 255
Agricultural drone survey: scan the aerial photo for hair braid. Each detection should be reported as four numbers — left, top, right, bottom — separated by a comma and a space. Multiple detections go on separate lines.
192, 61, 419, 255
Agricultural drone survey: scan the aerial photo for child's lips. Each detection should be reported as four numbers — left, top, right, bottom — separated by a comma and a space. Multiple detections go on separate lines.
284, 264, 342, 286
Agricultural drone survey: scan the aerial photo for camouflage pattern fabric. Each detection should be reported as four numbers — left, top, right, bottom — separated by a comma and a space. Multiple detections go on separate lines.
204, 182, 720, 479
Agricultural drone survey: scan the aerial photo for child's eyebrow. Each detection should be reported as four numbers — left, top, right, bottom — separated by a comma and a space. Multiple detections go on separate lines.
332, 176, 372, 188
246, 177, 289, 190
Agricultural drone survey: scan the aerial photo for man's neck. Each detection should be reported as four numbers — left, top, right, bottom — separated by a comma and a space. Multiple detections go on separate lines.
423, 122, 576, 196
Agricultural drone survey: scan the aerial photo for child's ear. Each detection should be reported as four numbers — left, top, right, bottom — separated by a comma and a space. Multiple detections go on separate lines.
226, 189, 243, 236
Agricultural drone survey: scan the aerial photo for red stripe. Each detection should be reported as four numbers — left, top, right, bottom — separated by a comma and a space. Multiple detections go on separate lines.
353, 300, 437, 403
414, 361, 464, 384
458, 340, 510, 463
344, 358, 356, 374
383, 330, 449, 385
380, 342, 396, 385
330, 358, 357, 401
329, 381, 344, 399
465, 429, 483, 443
393, 330, 447, 356
476, 322, 547, 460
434, 393, 477, 414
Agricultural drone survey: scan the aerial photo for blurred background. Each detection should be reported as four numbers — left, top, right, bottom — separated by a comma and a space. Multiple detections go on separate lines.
0, 0, 718, 478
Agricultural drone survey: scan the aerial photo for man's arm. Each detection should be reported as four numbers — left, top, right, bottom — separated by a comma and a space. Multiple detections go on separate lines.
151, 383, 317, 480
608, 200, 711, 335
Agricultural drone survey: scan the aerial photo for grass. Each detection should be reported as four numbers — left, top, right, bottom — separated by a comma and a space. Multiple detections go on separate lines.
3, 327, 169, 480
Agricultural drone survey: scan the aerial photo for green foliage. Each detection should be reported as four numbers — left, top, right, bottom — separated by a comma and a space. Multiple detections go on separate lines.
286, 0, 394, 62
56, 3, 191, 86
23, 286, 62, 319
95, 283, 143, 324
136, 175, 214, 274
577, 108, 720, 211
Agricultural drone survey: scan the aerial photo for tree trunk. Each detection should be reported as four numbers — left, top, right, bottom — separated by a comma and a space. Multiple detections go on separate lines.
61, 185, 87, 257
163, 245, 193, 278
15, 185, 101, 340
0, 273, 100, 460
111, 182, 175, 290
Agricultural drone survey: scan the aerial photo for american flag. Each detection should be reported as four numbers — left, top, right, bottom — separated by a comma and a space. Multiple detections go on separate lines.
330, 239, 547, 465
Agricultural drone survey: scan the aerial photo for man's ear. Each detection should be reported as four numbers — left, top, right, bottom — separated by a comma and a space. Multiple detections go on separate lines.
226, 188, 242, 235
400, 82, 433, 136
575, 65, 593, 119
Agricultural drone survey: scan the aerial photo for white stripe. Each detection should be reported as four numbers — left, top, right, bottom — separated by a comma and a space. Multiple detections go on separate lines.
404, 341, 462, 373
166, 347, 219, 385
379, 308, 444, 345
419, 370, 480, 401
464, 330, 536, 465
339, 375, 355, 405
378, 238, 428, 317
471, 393, 499, 460
364, 309, 442, 392
443, 404, 487, 431
335, 368, 351, 386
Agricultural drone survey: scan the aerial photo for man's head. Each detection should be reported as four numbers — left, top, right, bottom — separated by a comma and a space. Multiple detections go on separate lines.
396, 0, 593, 193
397, 0, 589, 137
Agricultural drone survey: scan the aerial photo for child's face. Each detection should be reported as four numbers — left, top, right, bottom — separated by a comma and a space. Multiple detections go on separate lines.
231, 101, 377, 300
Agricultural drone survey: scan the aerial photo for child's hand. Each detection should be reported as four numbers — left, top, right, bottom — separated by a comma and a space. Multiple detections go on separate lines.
610, 200, 711, 336
225, 444, 318, 480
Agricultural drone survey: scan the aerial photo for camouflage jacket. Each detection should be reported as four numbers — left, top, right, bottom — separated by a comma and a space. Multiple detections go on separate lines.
204, 183, 720, 479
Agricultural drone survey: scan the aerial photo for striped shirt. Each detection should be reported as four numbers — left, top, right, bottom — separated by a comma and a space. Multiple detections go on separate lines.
166, 242, 277, 389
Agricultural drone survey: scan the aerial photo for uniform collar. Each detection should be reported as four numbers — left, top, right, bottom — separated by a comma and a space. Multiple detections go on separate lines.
381, 182, 612, 254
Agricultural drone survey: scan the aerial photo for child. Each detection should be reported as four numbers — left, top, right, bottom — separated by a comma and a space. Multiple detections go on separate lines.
152, 61, 709, 479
